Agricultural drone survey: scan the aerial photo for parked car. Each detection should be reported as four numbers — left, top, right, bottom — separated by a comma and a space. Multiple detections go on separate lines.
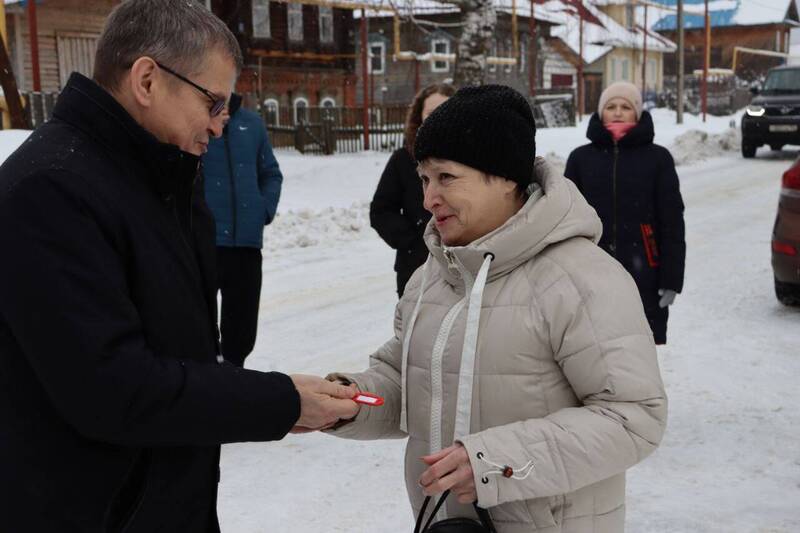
742, 66, 800, 158
772, 159, 800, 306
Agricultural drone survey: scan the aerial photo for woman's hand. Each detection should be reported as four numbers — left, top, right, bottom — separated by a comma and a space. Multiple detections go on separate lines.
419, 443, 477, 504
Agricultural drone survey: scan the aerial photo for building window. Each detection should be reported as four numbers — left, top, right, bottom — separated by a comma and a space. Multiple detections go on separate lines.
288, 3, 303, 42
519, 35, 527, 74
622, 59, 630, 81
610, 57, 618, 81
294, 97, 309, 123
369, 42, 385, 74
432, 38, 450, 72
263, 98, 279, 126
551, 74, 573, 87
505, 39, 513, 74
319, 6, 334, 44
252, 0, 270, 39
320, 97, 336, 108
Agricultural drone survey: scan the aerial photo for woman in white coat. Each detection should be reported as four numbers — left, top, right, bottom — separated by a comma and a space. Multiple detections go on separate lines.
328, 85, 667, 532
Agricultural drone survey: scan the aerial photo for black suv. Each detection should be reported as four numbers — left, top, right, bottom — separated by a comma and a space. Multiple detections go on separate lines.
742, 66, 800, 158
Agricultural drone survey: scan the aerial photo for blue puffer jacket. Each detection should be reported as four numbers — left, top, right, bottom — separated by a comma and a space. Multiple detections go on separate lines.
203, 96, 283, 248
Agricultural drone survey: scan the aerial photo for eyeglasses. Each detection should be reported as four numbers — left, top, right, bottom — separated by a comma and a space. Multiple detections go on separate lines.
154, 61, 227, 117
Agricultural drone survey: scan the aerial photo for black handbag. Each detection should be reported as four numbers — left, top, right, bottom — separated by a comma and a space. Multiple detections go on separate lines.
413, 490, 497, 533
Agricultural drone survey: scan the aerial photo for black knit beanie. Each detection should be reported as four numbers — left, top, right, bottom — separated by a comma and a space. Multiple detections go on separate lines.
413, 84, 536, 187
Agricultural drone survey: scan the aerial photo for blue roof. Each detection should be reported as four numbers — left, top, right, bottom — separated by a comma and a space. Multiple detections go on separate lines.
651, 0, 796, 31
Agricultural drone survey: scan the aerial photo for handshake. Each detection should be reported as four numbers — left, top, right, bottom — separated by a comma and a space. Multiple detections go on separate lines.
290, 374, 376, 433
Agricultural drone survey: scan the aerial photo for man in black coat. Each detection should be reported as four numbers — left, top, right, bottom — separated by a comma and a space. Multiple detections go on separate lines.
0, 2, 357, 532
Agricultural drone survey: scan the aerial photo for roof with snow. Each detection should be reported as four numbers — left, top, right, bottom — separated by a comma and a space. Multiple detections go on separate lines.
651, 0, 800, 31
361, 0, 675, 64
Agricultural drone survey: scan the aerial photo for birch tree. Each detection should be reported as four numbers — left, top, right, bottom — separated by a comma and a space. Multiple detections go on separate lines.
440, 0, 497, 86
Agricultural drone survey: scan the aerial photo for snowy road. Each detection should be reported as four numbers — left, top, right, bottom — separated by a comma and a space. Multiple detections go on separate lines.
218, 152, 800, 532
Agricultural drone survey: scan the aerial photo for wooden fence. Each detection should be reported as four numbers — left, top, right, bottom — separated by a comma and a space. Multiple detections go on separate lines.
261, 105, 407, 155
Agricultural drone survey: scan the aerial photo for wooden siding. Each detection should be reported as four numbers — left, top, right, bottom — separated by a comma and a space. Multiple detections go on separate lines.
7, 0, 117, 92
657, 23, 791, 80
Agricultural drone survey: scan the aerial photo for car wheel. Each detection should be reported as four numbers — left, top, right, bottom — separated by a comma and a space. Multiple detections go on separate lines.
770, 144, 784, 151
742, 142, 756, 158
775, 278, 800, 306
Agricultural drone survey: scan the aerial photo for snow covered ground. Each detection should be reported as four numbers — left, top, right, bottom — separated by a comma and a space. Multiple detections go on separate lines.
1, 108, 798, 532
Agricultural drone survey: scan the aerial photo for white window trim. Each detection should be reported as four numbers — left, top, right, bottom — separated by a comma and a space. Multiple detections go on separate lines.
431, 38, 450, 73
293, 97, 309, 123
252, 0, 271, 39
288, 3, 304, 42
320, 97, 336, 108
368, 41, 386, 75
319, 6, 334, 44
264, 98, 280, 125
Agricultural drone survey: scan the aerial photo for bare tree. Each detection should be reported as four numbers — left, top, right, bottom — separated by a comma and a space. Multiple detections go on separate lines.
439, 0, 497, 86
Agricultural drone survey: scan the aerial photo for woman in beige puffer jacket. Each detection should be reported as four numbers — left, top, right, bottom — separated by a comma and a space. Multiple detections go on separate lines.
329, 86, 667, 533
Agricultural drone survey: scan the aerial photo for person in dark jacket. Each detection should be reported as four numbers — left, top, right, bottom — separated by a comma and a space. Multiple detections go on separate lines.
0, 2, 357, 532
565, 81, 686, 344
203, 92, 283, 366
370, 83, 455, 296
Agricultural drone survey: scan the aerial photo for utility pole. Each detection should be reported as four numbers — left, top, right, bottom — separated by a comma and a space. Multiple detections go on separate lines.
702, 0, 709, 122
360, 9, 370, 150
677, 0, 684, 124
578, 0, 584, 119
642, 2, 648, 94
28, 0, 41, 92
529, 0, 536, 97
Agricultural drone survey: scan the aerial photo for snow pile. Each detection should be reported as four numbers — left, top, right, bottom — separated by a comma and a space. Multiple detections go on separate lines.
264, 201, 371, 252
668, 127, 741, 166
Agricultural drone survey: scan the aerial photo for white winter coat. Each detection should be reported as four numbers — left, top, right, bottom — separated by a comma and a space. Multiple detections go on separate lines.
330, 159, 667, 532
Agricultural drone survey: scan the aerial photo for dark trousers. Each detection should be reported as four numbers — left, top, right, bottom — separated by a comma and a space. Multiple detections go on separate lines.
216, 246, 262, 367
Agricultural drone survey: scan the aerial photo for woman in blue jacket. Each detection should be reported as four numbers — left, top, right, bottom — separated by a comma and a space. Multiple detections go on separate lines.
565, 82, 685, 344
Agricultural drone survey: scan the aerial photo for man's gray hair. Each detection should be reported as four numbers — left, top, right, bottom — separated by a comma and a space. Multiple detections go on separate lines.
93, 0, 243, 91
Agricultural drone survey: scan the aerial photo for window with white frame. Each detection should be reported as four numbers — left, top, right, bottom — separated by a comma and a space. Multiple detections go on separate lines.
504, 39, 513, 73
369, 42, 385, 74
622, 59, 630, 81
263, 98, 279, 125
431, 38, 450, 72
319, 6, 334, 44
320, 97, 336, 108
519, 35, 527, 73
252, 0, 271, 39
625, 4, 635, 29
610, 57, 618, 81
288, 3, 303, 42
293, 97, 309, 123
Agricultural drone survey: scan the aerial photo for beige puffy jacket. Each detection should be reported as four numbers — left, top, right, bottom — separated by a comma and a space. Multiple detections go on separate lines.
330, 159, 667, 532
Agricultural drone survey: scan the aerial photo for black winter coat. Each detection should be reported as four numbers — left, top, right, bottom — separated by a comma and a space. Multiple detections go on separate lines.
565, 111, 686, 344
369, 148, 431, 296
0, 74, 300, 532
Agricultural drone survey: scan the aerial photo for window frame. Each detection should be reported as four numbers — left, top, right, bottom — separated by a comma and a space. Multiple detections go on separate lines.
319, 6, 334, 44
368, 41, 386, 75
431, 38, 450, 73
288, 3, 304, 42
293, 97, 309, 124
263, 98, 280, 126
252, 0, 271, 39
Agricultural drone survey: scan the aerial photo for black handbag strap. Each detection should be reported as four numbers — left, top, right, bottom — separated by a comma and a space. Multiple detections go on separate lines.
414, 490, 497, 533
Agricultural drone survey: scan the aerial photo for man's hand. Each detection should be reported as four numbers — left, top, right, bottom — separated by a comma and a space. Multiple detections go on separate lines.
290, 374, 359, 432
419, 443, 477, 504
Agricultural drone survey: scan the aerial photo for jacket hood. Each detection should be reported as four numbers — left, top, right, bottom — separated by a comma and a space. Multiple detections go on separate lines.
586, 110, 655, 147
423, 157, 602, 286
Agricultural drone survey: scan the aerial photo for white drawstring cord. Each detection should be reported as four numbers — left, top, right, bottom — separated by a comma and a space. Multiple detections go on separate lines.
476, 451, 535, 483
400, 254, 430, 433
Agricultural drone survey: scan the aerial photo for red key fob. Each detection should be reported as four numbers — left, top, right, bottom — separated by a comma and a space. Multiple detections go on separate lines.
353, 392, 384, 406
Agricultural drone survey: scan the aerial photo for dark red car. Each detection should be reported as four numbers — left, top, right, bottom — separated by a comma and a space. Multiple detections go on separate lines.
772, 160, 800, 305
